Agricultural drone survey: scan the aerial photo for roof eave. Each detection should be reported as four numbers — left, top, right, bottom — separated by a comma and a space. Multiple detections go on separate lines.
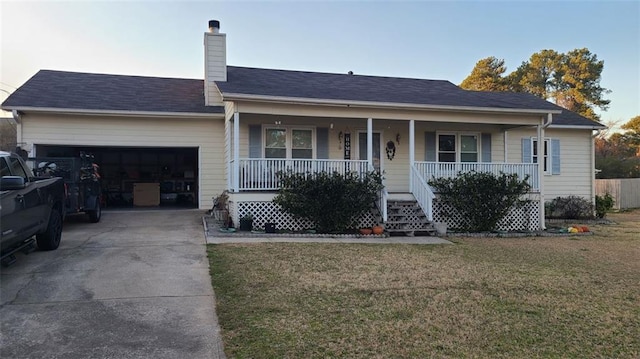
1, 106, 224, 119
221, 93, 563, 116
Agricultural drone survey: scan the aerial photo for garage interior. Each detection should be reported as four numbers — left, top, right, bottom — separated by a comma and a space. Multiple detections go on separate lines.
35, 145, 199, 208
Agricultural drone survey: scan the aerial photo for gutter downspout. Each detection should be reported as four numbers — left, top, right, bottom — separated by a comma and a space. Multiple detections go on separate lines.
591, 129, 602, 210
12, 110, 23, 153
538, 113, 553, 230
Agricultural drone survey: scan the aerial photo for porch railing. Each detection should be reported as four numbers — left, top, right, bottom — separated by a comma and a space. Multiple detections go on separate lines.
413, 162, 540, 192
410, 164, 435, 221
235, 158, 369, 191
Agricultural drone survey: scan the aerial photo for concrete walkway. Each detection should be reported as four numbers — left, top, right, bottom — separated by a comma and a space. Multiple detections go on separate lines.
1, 210, 225, 359
203, 216, 453, 245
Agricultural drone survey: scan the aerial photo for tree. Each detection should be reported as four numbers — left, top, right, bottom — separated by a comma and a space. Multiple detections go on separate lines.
460, 48, 611, 121
621, 115, 640, 149
460, 57, 510, 92
509, 49, 562, 98
595, 115, 640, 178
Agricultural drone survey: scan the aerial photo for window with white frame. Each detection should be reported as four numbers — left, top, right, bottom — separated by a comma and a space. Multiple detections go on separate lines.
438, 133, 479, 162
264, 127, 314, 159
532, 138, 550, 173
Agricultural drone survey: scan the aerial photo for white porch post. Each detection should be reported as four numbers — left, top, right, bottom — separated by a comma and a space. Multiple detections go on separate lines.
233, 111, 240, 192
409, 119, 415, 192
226, 116, 231, 191
537, 118, 545, 230
367, 118, 373, 170
503, 131, 508, 162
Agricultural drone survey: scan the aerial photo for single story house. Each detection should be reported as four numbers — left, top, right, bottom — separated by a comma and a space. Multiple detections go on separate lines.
1, 20, 605, 232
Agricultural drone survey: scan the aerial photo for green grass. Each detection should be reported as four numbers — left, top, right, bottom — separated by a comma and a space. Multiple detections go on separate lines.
207, 210, 640, 358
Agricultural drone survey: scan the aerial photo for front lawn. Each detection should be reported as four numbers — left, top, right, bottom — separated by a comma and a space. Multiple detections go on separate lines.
207, 210, 640, 358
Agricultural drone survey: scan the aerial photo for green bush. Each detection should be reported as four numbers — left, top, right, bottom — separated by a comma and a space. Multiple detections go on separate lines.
595, 193, 614, 218
428, 171, 531, 232
546, 196, 594, 219
273, 170, 383, 233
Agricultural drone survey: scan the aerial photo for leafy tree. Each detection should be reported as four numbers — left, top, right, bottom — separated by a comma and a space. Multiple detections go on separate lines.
460, 48, 611, 121
509, 49, 562, 98
595, 116, 640, 178
621, 115, 640, 149
460, 57, 510, 91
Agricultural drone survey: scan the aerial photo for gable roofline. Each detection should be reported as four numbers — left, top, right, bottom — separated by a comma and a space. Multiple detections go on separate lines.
5, 106, 224, 119
223, 92, 562, 116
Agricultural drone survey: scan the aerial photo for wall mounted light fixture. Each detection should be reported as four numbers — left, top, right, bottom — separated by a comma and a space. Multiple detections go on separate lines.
338, 131, 343, 149
396, 133, 401, 145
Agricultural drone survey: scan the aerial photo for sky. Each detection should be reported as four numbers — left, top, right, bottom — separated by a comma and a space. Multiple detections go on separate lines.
1, 0, 638, 127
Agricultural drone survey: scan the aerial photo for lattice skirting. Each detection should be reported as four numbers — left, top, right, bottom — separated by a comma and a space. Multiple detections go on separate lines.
230, 201, 378, 231
432, 199, 540, 231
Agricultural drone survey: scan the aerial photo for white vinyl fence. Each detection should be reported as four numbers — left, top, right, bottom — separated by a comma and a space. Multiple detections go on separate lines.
595, 178, 640, 209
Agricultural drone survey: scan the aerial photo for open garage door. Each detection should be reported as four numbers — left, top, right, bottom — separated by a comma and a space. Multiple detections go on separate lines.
35, 145, 199, 208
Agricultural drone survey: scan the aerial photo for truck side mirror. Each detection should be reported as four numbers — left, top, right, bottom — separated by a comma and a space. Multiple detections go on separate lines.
0, 176, 26, 190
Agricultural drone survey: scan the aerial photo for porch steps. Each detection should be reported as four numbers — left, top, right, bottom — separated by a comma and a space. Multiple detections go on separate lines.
385, 200, 436, 237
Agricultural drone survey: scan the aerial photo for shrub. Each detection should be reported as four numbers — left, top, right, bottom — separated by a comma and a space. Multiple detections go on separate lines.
546, 196, 594, 219
428, 171, 531, 232
595, 193, 614, 218
273, 170, 383, 233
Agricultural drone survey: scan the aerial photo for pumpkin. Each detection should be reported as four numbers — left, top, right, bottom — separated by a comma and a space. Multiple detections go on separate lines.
372, 225, 384, 235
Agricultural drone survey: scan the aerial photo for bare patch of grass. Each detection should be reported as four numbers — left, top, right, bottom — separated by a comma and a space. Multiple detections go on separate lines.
208, 210, 640, 358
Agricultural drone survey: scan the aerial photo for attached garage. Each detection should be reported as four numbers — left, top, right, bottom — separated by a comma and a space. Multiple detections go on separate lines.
2, 71, 227, 210
21, 113, 225, 210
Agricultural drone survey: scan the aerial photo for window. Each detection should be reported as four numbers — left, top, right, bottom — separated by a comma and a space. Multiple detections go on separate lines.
9, 157, 29, 180
292, 129, 313, 159
265, 128, 286, 158
460, 135, 478, 162
522, 137, 560, 175
0, 158, 10, 177
437, 133, 479, 162
532, 138, 550, 173
264, 127, 314, 159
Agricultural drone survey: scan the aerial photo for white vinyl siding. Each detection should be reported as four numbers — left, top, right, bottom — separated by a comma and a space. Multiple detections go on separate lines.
509, 128, 593, 200
21, 113, 225, 210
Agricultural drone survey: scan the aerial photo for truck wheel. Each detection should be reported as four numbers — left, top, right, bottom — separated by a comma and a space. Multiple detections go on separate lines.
36, 207, 63, 251
88, 200, 101, 223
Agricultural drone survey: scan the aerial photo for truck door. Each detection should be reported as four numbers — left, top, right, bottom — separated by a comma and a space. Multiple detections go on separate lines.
1, 157, 26, 250
7, 156, 45, 238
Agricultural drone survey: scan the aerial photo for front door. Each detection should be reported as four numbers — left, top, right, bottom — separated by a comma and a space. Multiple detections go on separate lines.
358, 132, 382, 171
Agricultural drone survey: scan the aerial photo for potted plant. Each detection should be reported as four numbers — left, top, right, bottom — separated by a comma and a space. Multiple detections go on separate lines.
239, 213, 253, 231
359, 228, 372, 235
372, 224, 384, 235
264, 221, 277, 233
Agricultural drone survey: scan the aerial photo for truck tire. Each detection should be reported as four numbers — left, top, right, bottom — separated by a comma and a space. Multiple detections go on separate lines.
36, 207, 63, 251
87, 200, 101, 223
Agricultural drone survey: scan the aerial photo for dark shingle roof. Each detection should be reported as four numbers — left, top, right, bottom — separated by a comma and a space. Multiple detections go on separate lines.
2, 67, 604, 128
217, 66, 603, 128
1, 70, 224, 114
217, 66, 562, 111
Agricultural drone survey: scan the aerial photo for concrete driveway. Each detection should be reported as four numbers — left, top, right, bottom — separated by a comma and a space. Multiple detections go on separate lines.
0, 210, 225, 359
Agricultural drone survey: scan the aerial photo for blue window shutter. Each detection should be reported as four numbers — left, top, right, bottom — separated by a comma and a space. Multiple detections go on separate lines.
522, 137, 532, 163
316, 128, 329, 159
248, 125, 262, 158
551, 139, 561, 175
481, 133, 492, 163
425, 132, 436, 161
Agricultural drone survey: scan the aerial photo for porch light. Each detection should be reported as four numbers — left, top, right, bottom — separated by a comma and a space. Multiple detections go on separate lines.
338, 131, 343, 149
396, 133, 401, 145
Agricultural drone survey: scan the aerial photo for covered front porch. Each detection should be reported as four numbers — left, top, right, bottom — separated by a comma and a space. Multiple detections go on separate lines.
224, 108, 552, 230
